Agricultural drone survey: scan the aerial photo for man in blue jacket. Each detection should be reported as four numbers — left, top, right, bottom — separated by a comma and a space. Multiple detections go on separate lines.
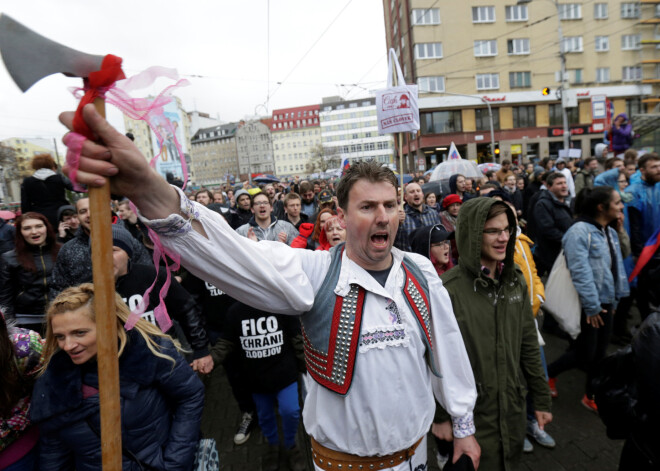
625, 152, 660, 318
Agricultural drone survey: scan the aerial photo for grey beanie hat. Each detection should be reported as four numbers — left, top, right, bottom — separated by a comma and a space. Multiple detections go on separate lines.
234, 189, 250, 201
111, 225, 134, 258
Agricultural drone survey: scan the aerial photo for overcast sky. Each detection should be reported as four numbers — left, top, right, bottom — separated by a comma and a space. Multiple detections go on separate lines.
0, 0, 389, 151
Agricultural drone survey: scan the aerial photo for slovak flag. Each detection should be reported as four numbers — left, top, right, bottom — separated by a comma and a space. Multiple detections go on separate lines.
448, 142, 462, 160
629, 226, 660, 282
341, 158, 350, 176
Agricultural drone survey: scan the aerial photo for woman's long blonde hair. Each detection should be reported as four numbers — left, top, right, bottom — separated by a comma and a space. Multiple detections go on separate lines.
41, 283, 181, 373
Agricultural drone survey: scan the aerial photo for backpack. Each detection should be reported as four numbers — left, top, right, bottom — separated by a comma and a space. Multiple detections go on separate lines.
592, 345, 637, 440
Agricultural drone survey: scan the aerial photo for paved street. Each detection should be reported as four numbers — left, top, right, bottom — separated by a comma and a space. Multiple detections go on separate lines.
201, 311, 634, 470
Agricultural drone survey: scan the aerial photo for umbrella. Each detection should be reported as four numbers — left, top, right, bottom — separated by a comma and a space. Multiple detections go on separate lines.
253, 174, 280, 184
0, 210, 15, 220
424, 168, 435, 176
394, 173, 414, 184
429, 159, 482, 182
478, 162, 501, 174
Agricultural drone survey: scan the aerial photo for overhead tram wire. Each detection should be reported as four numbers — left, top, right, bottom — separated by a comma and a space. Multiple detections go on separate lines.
263, 0, 355, 105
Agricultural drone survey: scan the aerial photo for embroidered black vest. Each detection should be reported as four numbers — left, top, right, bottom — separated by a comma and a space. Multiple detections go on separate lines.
300, 244, 438, 395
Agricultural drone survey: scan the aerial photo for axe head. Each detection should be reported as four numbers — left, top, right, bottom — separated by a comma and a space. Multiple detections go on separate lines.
0, 14, 104, 91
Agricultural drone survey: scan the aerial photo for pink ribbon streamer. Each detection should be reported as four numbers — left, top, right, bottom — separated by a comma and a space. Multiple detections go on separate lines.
62, 133, 87, 192
64, 66, 191, 333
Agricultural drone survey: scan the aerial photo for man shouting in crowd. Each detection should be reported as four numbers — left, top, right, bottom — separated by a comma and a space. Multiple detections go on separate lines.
59, 104, 481, 470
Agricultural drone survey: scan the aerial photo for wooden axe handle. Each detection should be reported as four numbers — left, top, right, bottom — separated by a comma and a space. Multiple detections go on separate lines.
90, 98, 122, 470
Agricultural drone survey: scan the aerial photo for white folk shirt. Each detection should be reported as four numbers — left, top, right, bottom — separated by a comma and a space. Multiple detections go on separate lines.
141, 187, 477, 457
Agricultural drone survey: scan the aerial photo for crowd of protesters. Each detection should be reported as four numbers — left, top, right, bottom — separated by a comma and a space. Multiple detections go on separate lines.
0, 124, 659, 471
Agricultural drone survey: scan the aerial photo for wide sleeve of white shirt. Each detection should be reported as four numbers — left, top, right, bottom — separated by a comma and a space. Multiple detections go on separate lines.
138, 186, 328, 314
405, 252, 477, 437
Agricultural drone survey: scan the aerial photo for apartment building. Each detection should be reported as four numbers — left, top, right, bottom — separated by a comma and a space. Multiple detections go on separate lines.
271, 104, 321, 177
383, 0, 659, 164
236, 120, 274, 180
190, 123, 239, 187
319, 96, 395, 166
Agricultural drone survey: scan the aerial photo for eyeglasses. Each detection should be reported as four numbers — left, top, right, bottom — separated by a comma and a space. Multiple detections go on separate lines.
253, 201, 270, 207
483, 227, 513, 237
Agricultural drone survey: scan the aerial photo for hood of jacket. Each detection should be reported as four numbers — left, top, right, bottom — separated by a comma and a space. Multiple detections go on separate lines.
409, 224, 435, 258
57, 204, 76, 222
248, 214, 277, 228
455, 197, 518, 282
32, 168, 57, 181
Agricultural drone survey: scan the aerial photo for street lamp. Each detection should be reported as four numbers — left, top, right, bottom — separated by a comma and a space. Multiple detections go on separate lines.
517, 0, 570, 152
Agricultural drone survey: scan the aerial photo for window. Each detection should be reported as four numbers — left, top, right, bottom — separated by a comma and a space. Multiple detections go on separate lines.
595, 36, 610, 52
507, 38, 530, 55
596, 67, 610, 83
418, 76, 446, 92
474, 40, 498, 56
414, 42, 443, 59
561, 36, 583, 53
505, 5, 528, 21
549, 104, 579, 125
472, 6, 495, 23
475, 108, 500, 131
558, 4, 582, 20
476, 73, 500, 90
411, 8, 440, 25
421, 111, 463, 134
621, 3, 640, 18
621, 34, 641, 50
568, 68, 583, 84
509, 71, 532, 88
594, 3, 608, 19
622, 66, 642, 81
512, 106, 536, 128
626, 97, 642, 117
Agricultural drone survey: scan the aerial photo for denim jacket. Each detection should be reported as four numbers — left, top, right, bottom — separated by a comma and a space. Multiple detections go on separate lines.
562, 221, 630, 317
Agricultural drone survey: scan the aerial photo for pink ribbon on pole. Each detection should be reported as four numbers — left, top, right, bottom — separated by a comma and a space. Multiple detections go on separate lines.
64, 66, 192, 333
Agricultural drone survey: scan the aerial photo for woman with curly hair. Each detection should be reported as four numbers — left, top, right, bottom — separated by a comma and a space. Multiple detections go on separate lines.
30, 284, 205, 470
0, 213, 61, 332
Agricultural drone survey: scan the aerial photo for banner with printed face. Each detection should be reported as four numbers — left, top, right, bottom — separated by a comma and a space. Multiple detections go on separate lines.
376, 49, 420, 134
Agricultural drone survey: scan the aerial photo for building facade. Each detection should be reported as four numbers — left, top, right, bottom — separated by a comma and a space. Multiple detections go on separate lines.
271, 104, 321, 177
319, 96, 395, 167
236, 120, 274, 180
0, 138, 58, 202
383, 0, 659, 165
190, 123, 239, 187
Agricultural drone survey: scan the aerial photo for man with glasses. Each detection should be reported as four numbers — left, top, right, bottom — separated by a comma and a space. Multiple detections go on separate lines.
236, 192, 299, 244
437, 198, 552, 471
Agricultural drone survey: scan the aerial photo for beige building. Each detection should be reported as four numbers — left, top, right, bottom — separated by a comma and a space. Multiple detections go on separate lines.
271, 104, 322, 177
0, 138, 58, 201
383, 0, 659, 165
190, 123, 239, 187
236, 121, 274, 180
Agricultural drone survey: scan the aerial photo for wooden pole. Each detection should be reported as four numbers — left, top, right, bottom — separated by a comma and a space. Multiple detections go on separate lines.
90, 98, 122, 470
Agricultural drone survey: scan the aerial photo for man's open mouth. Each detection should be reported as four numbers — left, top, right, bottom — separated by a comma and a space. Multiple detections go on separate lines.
371, 232, 389, 246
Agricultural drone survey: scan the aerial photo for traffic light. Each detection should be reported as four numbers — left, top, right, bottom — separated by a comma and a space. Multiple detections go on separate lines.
542, 87, 551, 96
494, 144, 500, 156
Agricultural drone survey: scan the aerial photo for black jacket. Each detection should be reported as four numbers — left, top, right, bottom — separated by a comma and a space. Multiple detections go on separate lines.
0, 245, 56, 322
21, 173, 74, 229
211, 302, 304, 394
30, 329, 204, 471
0, 219, 15, 255
116, 264, 210, 359
51, 226, 152, 296
530, 191, 574, 273
230, 207, 253, 230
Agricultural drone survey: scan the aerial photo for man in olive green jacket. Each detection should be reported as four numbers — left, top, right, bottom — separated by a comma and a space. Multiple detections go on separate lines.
435, 198, 552, 471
